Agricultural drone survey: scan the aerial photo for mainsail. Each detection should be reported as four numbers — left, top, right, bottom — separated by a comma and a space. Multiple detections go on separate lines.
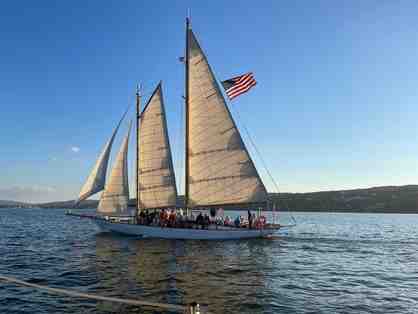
76, 110, 127, 204
97, 122, 132, 214
138, 83, 177, 209
185, 24, 268, 207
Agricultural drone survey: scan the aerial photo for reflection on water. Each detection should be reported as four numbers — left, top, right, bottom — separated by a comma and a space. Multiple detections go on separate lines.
93, 233, 271, 313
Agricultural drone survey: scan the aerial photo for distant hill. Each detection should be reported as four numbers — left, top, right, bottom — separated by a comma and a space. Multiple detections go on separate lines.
0, 199, 98, 209
35, 199, 99, 209
0, 200, 31, 208
2, 185, 418, 213
270, 185, 418, 213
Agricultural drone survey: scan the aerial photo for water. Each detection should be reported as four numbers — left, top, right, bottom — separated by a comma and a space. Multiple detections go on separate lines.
1, 208, 418, 314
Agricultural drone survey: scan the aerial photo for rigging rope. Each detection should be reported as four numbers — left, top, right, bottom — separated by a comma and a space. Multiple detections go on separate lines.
229, 103, 297, 226
0, 274, 194, 313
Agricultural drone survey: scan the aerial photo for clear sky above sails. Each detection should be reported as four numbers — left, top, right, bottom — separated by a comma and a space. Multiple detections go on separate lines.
1, 1, 418, 202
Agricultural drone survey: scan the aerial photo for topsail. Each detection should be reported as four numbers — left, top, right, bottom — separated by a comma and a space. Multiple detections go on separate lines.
186, 26, 268, 207
76, 110, 127, 204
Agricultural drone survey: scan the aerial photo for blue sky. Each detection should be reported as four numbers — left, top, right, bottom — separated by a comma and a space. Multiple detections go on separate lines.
1, 1, 418, 202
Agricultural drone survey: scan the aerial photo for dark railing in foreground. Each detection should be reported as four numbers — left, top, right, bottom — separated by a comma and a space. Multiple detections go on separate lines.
0, 274, 202, 314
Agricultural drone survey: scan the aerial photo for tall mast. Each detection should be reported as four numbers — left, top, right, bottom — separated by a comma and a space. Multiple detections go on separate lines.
136, 83, 141, 215
184, 18, 190, 210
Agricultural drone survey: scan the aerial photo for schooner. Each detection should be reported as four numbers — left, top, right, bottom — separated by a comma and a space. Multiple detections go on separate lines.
74, 19, 283, 240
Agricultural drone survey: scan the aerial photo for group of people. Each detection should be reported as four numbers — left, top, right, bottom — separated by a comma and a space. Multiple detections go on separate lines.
137, 208, 212, 229
136, 208, 266, 230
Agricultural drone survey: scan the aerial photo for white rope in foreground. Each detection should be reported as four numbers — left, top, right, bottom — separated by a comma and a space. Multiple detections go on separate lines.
0, 274, 199, 313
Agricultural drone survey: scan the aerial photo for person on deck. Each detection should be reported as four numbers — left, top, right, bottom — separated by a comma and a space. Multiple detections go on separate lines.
234, 216, 240, 228
147, 210, 155, 225
215, 215, 224, 225
248, 210, 253, 229
139, 211, 146, 225
159, 209, 166, 227
210, 207, 216, 219
187, 212, 195, 229
203, 213, 210, 229
224, 216, 231, 226
167, 209, 176, 227
196, 212, 203, 229
152, 212, 159, 226
177, 211, 185, 228
239, 215, 244, 226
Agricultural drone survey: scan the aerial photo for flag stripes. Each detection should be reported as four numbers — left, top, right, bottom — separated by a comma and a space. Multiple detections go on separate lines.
221, 72, 257, 100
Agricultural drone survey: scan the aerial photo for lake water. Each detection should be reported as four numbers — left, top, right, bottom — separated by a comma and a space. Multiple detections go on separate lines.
1, 208, 418, 313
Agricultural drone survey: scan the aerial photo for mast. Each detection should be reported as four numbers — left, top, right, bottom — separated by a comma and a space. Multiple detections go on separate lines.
185, 17, 190, 211
136, 84, 141, 215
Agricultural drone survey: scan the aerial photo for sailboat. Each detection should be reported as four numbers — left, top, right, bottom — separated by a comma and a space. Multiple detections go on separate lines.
74, 19, 283, 240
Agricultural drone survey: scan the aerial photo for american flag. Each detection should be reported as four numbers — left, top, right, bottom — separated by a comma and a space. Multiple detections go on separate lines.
221, 72, 257, 100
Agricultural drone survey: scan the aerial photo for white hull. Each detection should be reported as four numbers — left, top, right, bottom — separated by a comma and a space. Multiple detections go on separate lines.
95, 219, 280, 240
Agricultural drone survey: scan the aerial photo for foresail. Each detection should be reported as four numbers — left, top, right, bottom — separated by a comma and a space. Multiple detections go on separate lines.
186, 28, 268, 207
138, 83, 177, 209
76, 111, 127, 204
97, 122, 131, 214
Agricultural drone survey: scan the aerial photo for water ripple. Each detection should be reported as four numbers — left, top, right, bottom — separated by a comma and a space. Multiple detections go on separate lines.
1, 209, 418, 313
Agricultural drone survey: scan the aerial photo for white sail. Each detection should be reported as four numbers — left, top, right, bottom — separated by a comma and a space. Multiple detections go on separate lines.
76, 111, 127, 204
186, 27, 268, 207
138, 83, 177, 209
97, 122, 131, 214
